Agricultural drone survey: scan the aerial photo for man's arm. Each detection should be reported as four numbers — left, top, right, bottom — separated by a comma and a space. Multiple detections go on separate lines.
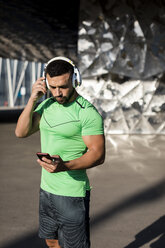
15, 101, 41, 137
65, 134, 105, 170
15, 77, 46, 138
37, 134, 105, 172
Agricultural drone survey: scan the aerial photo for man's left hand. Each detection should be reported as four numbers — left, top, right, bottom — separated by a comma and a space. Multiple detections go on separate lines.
37, 155, 67, 173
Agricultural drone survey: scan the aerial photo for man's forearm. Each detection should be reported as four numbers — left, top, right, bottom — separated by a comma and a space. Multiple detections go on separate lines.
15, 98, 37, 137
64, 148, 105, 171
15, 77, 47, 138
63, 135, 105, 171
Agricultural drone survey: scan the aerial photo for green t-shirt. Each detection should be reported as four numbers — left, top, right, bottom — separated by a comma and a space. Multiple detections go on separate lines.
35, 95, 104, 197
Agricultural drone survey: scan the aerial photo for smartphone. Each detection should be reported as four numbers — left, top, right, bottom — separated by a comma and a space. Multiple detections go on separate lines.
36, 152, 53, 161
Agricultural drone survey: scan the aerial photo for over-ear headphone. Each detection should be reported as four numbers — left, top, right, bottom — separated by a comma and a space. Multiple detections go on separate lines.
44, 56, 82, 89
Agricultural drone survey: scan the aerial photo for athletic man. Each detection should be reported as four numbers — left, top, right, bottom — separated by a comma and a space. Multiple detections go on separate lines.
15, 57, 105, 248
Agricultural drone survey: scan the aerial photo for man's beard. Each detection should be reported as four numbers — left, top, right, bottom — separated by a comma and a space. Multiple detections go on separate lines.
55, 96, 67, 104
54, 88, 75, 104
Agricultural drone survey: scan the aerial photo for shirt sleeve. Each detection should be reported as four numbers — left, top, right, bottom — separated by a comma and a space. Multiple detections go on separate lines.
80, 106, 104, 136
34, 98, 49, 116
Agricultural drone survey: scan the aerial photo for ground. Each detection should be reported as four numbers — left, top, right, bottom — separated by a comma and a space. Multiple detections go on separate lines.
0, 121, 165, 248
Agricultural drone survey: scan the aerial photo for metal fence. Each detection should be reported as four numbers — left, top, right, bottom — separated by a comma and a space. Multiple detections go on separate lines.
0, 57, 44, 109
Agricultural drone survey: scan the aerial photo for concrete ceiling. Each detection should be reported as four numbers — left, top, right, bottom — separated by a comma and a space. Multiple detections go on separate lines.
0, 0, 79, 62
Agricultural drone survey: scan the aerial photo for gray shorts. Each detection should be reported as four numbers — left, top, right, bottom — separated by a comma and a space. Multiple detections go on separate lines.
39, 188, 90, 248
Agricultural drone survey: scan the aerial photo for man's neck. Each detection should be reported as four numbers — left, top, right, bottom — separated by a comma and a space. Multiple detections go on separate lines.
68, 89, 79, 103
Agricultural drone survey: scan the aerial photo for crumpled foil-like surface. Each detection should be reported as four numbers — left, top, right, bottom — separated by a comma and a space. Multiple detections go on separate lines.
78, 0, 165, 134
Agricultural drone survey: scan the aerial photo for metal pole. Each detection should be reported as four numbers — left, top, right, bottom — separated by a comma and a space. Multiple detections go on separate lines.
14, 61, 28, 105
6, 59, 14, 107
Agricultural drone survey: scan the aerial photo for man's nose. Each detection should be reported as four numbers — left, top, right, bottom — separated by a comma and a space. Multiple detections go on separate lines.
55, 88, 62, 96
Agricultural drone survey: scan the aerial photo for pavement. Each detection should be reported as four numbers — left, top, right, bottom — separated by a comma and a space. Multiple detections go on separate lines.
0, 119, 165, 248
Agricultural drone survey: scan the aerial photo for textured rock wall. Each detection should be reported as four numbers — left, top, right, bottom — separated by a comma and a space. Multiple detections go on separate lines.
77, 0, 165, 134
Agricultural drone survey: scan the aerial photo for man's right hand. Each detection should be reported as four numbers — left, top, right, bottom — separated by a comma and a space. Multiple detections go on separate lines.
30, 77, 47, 102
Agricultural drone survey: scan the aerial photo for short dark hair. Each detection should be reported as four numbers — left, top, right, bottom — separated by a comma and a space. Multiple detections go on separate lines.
45, 60, 74, 77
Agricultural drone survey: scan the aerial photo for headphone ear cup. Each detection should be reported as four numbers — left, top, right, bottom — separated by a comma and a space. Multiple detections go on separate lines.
71, 72, 76, 88
46, 78, 50, 89
43, 71, 49, 90
74, 67, 81, 87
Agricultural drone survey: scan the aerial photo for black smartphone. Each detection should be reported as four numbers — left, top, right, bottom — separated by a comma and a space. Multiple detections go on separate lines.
36, 152, 53, 161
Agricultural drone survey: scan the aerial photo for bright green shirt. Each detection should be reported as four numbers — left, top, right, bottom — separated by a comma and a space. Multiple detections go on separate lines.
35, 95, 104, 197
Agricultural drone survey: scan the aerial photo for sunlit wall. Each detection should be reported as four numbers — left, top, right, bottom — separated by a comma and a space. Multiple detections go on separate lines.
77, 0, 165, 134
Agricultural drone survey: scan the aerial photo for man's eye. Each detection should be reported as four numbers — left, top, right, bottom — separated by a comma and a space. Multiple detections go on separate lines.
61, 86, 68, 89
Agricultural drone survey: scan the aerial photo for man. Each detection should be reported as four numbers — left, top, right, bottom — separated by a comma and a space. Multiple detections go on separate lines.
15, 57, 105, 248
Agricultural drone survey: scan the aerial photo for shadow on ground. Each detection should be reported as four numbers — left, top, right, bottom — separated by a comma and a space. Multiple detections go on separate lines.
90, 179, 165, 228
124, 215, 165, 248
2, 179, 165, 248
1, 232, 46, 248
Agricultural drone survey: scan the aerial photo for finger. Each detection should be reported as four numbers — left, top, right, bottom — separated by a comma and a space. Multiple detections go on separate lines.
37, 80, 46, 86
44, 164, 57, 173
44, 166, 54, 173
52, 155, 60, 163
39, 76, 45, 81
51, 158, 60, 166
32, 82, 45, 91
36, 77, 45, 82
33, 79, 46, 89
35, 83, 46, 90
52, 155, 60, 159
34, 85, 47, 95
41, 161, 54, 169
42, 157, 52, 164
39, 160, 57, 172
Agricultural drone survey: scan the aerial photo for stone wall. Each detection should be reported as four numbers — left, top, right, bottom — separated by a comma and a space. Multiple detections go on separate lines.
77, 0, 165, 134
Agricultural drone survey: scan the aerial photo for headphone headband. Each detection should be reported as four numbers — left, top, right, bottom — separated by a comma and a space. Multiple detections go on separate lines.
44, 56, 81, 88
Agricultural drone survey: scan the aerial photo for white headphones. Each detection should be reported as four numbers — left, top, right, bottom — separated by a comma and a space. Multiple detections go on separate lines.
44, 56, 82, 89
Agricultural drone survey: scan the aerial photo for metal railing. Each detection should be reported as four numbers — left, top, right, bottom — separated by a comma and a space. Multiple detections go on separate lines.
0, 57, 44, 109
